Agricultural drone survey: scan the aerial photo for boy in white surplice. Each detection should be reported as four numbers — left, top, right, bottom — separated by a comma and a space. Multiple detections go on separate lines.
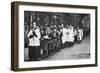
28, 22, 41, 61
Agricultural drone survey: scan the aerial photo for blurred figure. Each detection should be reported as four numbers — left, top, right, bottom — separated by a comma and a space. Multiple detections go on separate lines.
77, 27, 83, 43
24, 25, 29, 48
27, 22, 41, 61
61, 24, 68, 48
67, 25, 75, 46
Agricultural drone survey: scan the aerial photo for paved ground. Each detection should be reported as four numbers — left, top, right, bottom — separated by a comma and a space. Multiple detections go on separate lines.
24, 36, 90, 61
43, 36, 90, 61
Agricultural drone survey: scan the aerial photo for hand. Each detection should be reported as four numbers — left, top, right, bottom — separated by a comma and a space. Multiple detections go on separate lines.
29, 35, 33, 38
33, 31, 37, 37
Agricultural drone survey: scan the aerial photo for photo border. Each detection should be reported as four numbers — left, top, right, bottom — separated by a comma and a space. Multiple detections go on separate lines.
11, 1, 98, 71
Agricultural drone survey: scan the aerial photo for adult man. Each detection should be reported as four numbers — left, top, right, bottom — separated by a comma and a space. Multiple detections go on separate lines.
28, 22, 41, 61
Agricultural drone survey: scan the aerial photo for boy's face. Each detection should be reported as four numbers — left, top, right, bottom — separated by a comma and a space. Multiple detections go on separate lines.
33, 23, 36, 28
61, 24, 64, 28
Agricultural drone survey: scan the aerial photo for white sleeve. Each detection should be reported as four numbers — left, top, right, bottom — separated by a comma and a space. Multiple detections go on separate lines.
27, 30, 32, 38
35, 29, 41, 39
82, 30, 83, 38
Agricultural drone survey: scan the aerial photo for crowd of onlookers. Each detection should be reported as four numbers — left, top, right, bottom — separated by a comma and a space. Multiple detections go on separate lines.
24, 22, 84, 61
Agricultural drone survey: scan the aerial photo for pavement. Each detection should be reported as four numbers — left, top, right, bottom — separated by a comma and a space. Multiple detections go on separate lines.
43, 36, 90, 61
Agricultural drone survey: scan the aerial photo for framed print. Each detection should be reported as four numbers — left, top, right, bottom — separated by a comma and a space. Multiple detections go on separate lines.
11, 1, 98, 71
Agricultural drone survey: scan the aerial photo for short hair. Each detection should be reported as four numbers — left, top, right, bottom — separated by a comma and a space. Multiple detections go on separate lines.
33, 22, 36, 25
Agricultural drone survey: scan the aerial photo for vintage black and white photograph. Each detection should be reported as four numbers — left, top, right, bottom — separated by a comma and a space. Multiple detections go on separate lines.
11, 2, 97, 71
24, 11, 90, 61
